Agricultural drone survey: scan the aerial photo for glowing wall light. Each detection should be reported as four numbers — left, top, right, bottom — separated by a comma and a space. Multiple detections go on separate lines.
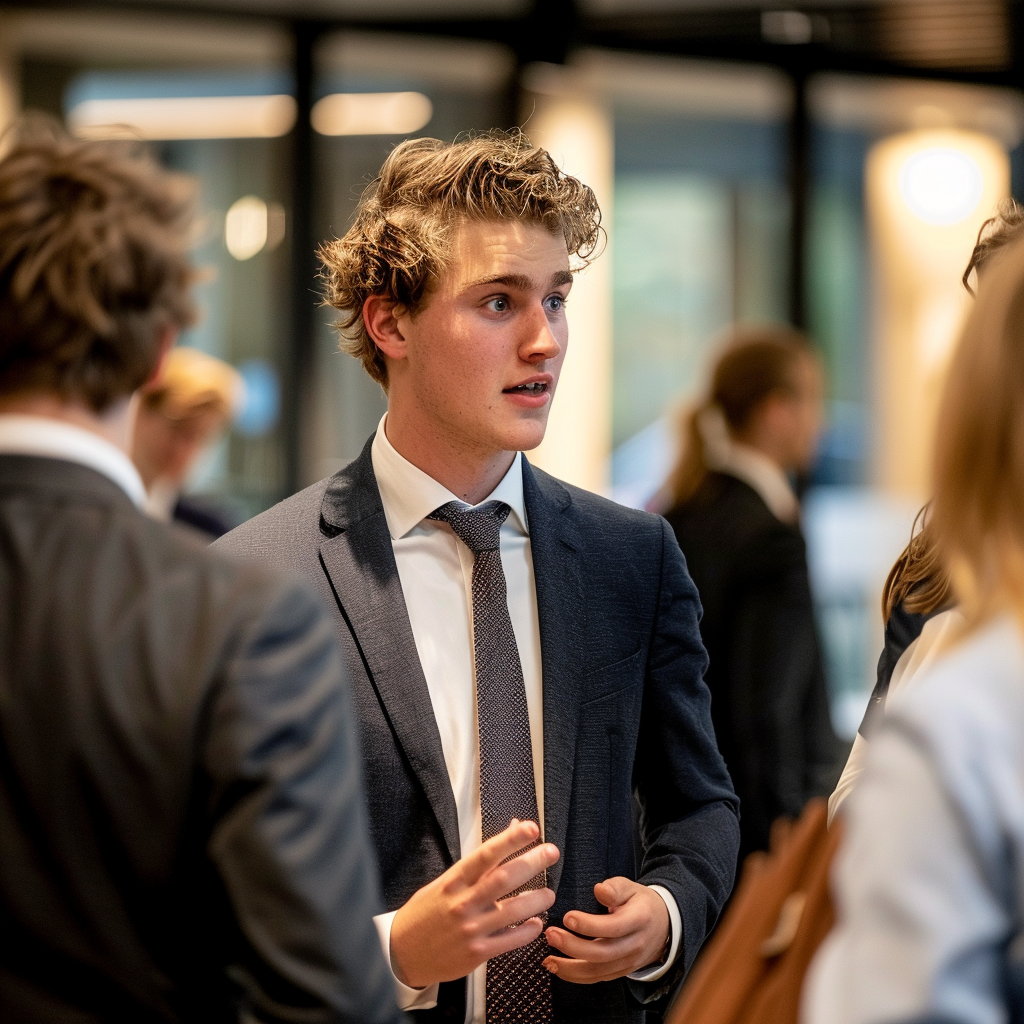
67, 95, 297, 140
224, 195, 286, 261
867, 128, 1008, 498
310, 92, 432, 136
898, 147, 985, 225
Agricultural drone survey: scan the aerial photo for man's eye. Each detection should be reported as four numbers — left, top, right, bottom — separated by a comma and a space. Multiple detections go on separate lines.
488, 297, 509, 313
546, 295, 565, 312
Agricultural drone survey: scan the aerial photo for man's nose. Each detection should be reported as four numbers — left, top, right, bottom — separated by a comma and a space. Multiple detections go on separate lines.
521, 305, 561, 361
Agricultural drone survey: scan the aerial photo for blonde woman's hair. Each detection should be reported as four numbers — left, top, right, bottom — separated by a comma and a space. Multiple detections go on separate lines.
141, 346, 242, 423
931, 234, 1024, 626
318, 130, 603, 389
880, 504, 952, 622
881, 197, 1024, 623
666, 325, 812, 509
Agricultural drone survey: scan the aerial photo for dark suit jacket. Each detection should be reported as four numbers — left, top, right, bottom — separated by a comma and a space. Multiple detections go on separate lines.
217, 436, 740, 1024
665, 472, 842, 861
0, 454, 400, 1024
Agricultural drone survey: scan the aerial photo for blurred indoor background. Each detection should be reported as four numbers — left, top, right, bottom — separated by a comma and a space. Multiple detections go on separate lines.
2, 0, 1021, 737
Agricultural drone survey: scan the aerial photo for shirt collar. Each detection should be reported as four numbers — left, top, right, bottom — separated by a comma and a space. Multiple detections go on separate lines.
370, 413, 528, 540
0, 415, 147, 508
696, 404, 799, 524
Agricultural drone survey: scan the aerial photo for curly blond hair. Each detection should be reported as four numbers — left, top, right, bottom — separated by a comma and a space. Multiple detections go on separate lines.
0, 117, 197, 411
319, 131, 603, 388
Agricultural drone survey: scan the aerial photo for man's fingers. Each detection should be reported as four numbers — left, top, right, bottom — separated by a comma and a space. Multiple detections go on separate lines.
560, 906, 636, 939
458, 820, 540, 887
470, 916, 544, 962
594, 876, 635, 910
475, 887, 555, 935
474, 842, 559, 904
542, 954, 636, 985
544, 926, 640, 963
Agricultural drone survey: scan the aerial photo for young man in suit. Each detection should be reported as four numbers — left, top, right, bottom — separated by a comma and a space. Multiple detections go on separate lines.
0, 122, 400, 1024
218, 132, 740, 1023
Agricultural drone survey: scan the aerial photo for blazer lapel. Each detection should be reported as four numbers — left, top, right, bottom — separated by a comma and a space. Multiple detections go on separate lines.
523, 459, 587, 896
318, 437, 461, 864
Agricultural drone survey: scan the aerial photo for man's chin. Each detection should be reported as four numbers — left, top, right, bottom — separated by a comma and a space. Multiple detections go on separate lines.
496, 419, 548, 454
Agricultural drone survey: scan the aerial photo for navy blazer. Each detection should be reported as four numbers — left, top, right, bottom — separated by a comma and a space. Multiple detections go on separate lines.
217, 436, 740, 1023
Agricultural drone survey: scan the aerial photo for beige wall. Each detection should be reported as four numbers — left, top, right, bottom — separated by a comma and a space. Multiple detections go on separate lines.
867, 129, 1009, 500
524, 74, 614, 496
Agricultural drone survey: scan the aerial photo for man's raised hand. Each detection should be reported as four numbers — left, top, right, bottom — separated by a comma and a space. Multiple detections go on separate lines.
389, 819, 559, 989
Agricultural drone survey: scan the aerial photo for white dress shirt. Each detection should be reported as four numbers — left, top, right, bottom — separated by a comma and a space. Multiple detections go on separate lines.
0, 414, 146, 507
369, 414, 680, 1023
696, 404, 799, 524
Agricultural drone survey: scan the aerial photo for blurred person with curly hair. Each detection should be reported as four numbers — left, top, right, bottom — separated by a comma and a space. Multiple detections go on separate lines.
0, 119, 401, 1024
219, 131, 739, 1024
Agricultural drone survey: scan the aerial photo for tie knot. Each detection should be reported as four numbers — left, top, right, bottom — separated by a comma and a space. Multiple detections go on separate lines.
429, 500, 510, 554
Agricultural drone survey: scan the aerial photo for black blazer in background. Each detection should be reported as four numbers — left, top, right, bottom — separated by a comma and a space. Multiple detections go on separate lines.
0, 455, 401, 1024
665, 471, 841, 861
216, 435, 740, 1024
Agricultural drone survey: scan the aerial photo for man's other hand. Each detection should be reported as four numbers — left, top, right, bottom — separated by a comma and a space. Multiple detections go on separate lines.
542, 877, 670, 984
389, 819, 559, 989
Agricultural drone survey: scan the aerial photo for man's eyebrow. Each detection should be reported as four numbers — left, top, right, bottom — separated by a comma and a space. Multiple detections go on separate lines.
464, 270, 574, 291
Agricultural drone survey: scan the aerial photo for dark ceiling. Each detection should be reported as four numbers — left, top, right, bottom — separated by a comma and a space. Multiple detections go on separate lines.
19, 0, 1015, 84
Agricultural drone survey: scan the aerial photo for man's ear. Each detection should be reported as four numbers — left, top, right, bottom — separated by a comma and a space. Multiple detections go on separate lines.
143, 326, 178, 390
363, 294, 408, 362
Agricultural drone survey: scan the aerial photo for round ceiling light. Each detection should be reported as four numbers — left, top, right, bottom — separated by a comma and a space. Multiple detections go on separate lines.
898, 147, 984, 226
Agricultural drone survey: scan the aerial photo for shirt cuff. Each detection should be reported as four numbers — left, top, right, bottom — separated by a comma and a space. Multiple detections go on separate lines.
372, 910, 440, 1010
626, 885, 682, 983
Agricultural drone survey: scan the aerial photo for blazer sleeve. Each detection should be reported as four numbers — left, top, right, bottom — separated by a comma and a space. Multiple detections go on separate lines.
631, 518, 742, 999
202, 577, 402, 1024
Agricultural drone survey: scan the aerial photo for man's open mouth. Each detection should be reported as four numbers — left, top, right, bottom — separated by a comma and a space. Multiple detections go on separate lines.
503, 382, 548, 395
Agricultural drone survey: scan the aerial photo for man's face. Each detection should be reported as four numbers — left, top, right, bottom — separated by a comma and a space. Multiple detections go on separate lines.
132, 404, 224, 489
784, 354, 825, 472
391, 218, 572, 457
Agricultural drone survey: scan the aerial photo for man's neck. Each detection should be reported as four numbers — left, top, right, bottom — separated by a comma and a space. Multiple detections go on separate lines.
383, 411, 516, 505
0, 393, 134, 455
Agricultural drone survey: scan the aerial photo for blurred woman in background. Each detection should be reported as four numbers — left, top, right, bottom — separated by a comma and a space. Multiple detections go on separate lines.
803, 231, 1024, 1024
665, 326, 841, 863
132, 345, 242, 539
827, 198, 1024, 823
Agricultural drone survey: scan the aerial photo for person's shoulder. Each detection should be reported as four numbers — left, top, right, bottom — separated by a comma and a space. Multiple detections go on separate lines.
667, 472, 785, 541
215, 477, 332, 561
529, 463, 667, 544
885, 614, 1024, 763
139, 502, 309, 596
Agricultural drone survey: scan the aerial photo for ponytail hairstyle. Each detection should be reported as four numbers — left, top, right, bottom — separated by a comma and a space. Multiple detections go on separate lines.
880, 198, 1024, 623
666, 325, 812, 509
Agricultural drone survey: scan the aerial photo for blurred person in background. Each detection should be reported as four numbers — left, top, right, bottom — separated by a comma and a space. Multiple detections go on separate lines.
802, 232, 1024, 1024
0, 119, 400, 1024
664, 327, 842, 863
827, 198, 1024, 824
133, 345, 242, 539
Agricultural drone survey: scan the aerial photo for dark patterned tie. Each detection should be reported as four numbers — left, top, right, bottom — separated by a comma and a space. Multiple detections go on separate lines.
428, 500, 554, 1023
